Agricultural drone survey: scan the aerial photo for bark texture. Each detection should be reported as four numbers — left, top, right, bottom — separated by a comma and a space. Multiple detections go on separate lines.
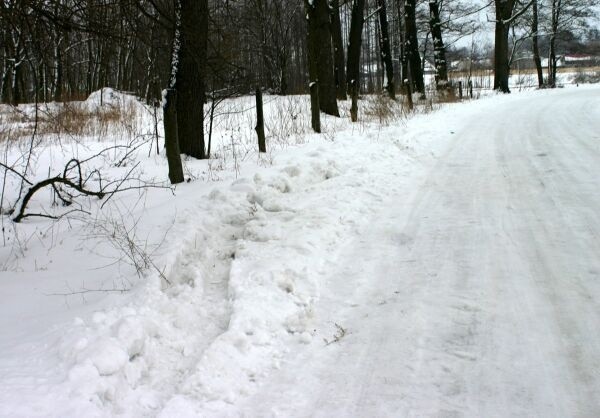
330, 0, 347, 100
493, 0, 517, 93
346, 0, 365, 121
377, 0, 395, 99
429, 0, 448, 90
175, 0, 208, 158
305, 0, 339, 117
532, 0, 544, 88
163, 89, 184, 184
255, 87, 266, 152
404, 0, 425, 95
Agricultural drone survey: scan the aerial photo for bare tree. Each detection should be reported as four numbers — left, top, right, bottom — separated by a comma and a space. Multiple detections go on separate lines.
346, 0, 366, 121
305, 0, 321, 132
175, 0, 208, 158
493, 0, 533, 93
377, 0, 396, 99
429, 0, 449, 90
545, 0, 596, 87
532, 0, 544, 87
305, 0, 339, 117
331, 0, 347, 100
404, 0, 425, 95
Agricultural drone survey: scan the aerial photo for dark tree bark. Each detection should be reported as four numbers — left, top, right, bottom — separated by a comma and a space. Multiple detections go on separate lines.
163, 89, 184, 184
12, 60, 23, 106
405, 50, 414, 110
395, 0, 408, 93
305, 0, 339, 117
54, 44, 63, 101
404, 0, 425, 95
175, 0, 208, 159
494, 3, 512, 92
330, 0, 347, 100
377, 0, 395, 99
305, 0, 321, 132
428, 0, 448, 90
494, 0, 535, 92
548, 0, 561, 88
532, 0, 544, 88
309, 81, 321, 132
255, 86, 266, 152
346, 0, 365, 121
493, 0, 517, 93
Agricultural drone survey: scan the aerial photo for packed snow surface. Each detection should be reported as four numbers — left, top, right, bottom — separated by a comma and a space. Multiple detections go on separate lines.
1, 86, 599, 417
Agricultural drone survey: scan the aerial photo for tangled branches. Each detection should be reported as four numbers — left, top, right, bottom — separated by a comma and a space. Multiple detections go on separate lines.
6, 152, 171, 223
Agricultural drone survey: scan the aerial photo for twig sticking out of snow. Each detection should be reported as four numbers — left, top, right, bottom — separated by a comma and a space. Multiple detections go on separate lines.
323, 323, 348, 346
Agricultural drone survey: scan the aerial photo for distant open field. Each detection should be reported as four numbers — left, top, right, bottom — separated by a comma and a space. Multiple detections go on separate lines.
445, 66, 600, 91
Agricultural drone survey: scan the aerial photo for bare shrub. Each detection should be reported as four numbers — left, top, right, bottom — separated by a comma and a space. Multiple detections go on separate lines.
362, 95, 405, 125
41, 101, 139, 138
0, 96, 142, 143
572, 70, 600, 84
435, 86, 461, 104
85, 207, 171, 285
267, 95, 311, 146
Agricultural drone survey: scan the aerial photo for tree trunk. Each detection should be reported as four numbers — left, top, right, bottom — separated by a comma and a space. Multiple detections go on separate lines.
163, 89, 184, 184
330, 0, 347, 100
395, 0, 408, 93
377, 0, 395, 99
86, 38, 93, 96
493, 23, 510, 92
255, 87, 266, 152
306, 0, 339, 116
11, 60, 22, 106
350, 84, 359, 122
405, 59, 414, 110
278, 54, 288, 95
493, 0, 516, 93
404, 0, 425, 95
548, 35, 557, 88
548, 0, 561, 88
429, 0, 448, 90
347, 0, 365, 121
346, 0, 365, 99
531, 0, 544, 88
305, 0, 322, 132
1, 64, 9, 103
310, 82, 321, 132
175, 0, 208, 159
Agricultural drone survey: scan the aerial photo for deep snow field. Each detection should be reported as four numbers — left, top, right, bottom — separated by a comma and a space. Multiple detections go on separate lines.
1, 73, 599, 417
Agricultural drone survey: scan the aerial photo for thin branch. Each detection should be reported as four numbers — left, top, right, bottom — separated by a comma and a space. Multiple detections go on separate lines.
0, 162, 33, 185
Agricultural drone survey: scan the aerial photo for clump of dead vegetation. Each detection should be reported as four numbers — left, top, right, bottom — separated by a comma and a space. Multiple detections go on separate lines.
0, 97, 141, 142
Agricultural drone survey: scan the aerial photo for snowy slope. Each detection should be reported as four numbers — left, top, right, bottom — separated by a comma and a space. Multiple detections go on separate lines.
1, 86, 599, 417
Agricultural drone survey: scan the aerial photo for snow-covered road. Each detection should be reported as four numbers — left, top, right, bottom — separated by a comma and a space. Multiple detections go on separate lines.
237, 88, 600, 417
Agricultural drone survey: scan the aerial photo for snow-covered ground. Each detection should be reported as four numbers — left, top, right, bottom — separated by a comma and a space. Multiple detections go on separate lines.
447, 68, 595, 93
1, 85, 599, 417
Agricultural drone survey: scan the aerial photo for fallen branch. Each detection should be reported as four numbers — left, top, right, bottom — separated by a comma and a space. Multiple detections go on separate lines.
13, 176, 105, 223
